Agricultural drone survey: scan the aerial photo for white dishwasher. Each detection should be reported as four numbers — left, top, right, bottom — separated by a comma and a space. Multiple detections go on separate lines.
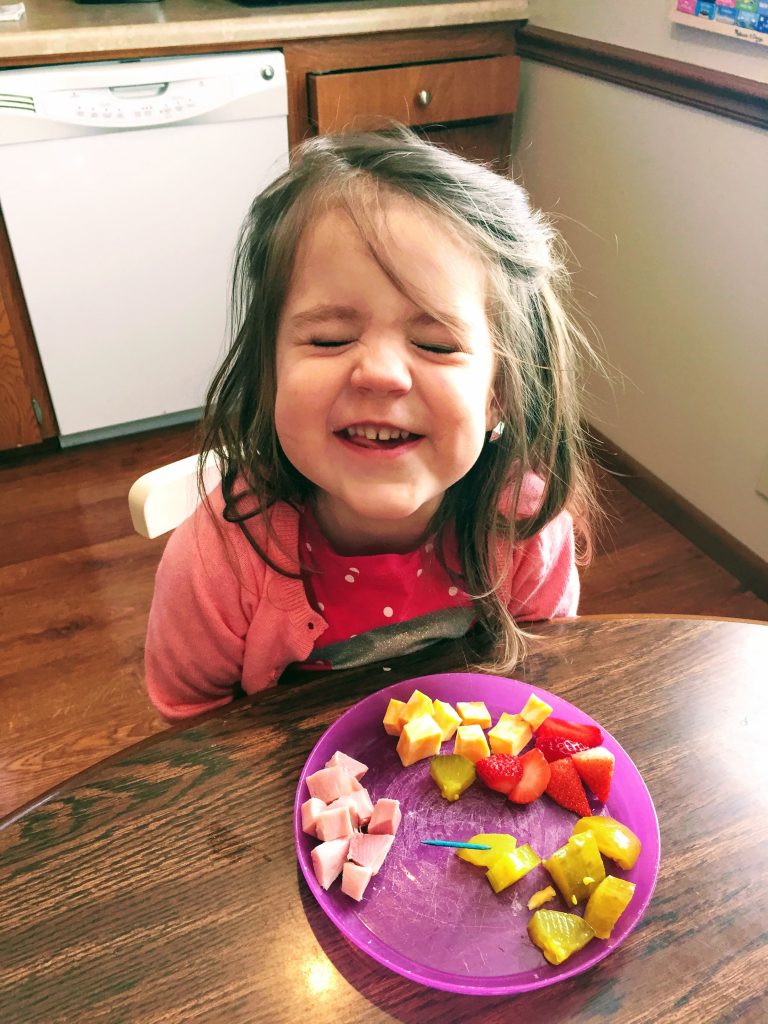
0, 52, 289, 444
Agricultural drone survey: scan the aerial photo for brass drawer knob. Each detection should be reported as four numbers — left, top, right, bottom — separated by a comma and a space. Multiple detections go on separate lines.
416, 89, 433, 108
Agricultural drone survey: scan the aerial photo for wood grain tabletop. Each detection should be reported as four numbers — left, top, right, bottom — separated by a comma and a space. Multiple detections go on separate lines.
1, 615, 766, 1024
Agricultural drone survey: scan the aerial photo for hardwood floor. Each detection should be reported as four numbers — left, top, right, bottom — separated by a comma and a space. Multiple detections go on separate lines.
1, 424, 766, 821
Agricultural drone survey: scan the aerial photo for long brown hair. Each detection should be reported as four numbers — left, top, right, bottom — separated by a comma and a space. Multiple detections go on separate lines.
199, 127, 598, 670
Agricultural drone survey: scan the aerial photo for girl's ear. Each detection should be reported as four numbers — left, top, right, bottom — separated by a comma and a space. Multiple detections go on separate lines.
486, 391, 501, 433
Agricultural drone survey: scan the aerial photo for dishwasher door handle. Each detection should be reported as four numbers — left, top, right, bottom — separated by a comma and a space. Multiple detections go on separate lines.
109, 83, 170, 99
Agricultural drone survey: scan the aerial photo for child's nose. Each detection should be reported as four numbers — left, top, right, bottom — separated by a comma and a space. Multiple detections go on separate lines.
349, 340, 412, 395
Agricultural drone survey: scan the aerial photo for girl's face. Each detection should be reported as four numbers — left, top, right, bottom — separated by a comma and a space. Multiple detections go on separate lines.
274, 200, 497, 554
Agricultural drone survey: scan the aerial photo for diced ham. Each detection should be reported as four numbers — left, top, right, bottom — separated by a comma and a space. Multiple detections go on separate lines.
327, 795, 361, 828
305, 753, 398, 899
311, 837, 351, 890
348, 832, 395, 875
306, 766, 362, 803
301, 797, 327, 837
367, 798, 401, 836
325, 751, 369, 781
350, 788, 375, 826
341, 862, 373, 902
315, 806, 354, 842
329, 788, 375, 828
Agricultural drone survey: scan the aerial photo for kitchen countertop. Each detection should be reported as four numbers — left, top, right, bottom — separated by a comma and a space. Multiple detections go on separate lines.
0, 0, 529, 66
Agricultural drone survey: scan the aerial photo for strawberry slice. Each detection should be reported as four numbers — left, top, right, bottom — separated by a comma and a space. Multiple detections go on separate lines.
545, 757, 592, 816
475, 754, 523, 794
572, 746, 615, 803
536, 735, 591, 762
507, 748, 551, 805
536, 716, 602, 749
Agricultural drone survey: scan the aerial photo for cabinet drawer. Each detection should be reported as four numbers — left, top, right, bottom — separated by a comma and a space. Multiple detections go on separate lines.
308, 55, 520, 134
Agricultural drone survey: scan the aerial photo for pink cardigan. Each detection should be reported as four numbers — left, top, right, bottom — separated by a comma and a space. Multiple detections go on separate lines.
145, 485, 578, 721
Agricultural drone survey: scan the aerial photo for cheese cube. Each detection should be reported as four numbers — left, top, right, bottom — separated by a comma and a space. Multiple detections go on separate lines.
432, 699, 462, 741
456, 701, 492, 729
400, 689, 435, 725
519, 693, 553, 730
488, 713, 532, 755
454, 724, 490, 763
396, 714, 443, 767
383, 698, 407, 736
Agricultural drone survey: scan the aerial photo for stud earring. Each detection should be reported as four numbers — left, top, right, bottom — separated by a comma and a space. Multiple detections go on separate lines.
489, 421, 505, 443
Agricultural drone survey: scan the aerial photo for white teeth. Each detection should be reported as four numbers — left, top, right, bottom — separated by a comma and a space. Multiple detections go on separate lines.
344, 425, 411, 441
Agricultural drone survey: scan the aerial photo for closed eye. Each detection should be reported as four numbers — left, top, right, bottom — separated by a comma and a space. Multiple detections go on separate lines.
310, 339, 353, 348
414, 341, 460, 354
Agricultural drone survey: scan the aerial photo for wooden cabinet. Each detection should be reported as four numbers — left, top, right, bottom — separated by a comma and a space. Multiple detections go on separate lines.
286, 22, 520, 168
0, 210, 57, 451
0, 20, 520, 453
0, 302, 40, 451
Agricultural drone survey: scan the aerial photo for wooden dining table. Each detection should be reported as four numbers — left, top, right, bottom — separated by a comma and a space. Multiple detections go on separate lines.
1, 614, 766, 1024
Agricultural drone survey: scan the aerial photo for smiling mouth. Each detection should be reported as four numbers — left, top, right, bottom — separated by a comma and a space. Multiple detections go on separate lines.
336, 424, 423, 449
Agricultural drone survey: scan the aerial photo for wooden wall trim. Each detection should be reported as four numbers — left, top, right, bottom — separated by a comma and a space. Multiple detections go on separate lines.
588, 426, 768, 604
515, 25, 768, 131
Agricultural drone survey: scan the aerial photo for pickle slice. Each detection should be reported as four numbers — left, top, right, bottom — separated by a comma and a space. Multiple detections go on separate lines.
429, 753, 476, 801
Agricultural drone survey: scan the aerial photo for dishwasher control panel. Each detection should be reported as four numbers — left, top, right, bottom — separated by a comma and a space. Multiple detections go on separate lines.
41, 77, 233, 128
0, 52, 286, 137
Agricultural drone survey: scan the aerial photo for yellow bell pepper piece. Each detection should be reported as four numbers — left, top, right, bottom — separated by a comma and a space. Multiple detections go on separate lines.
486, 844, 540, 893
527, 885, 557, 911
528, 910, 595, 965
573, 816, 642, 870
584, 875, 636, 939
455, 833, 517, 868
543, 831, 606, 906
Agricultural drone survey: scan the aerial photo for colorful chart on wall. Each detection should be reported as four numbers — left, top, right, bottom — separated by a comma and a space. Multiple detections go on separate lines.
670, 1, 768, 45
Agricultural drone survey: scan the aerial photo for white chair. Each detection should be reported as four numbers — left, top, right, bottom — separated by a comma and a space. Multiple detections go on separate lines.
128, 451, 221, 539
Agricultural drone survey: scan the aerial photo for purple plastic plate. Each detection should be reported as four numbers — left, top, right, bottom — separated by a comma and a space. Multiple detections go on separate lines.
293, 673, 660, 995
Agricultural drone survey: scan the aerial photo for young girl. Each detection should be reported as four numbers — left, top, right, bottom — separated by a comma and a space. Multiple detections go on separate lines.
145, 127, 596, 722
